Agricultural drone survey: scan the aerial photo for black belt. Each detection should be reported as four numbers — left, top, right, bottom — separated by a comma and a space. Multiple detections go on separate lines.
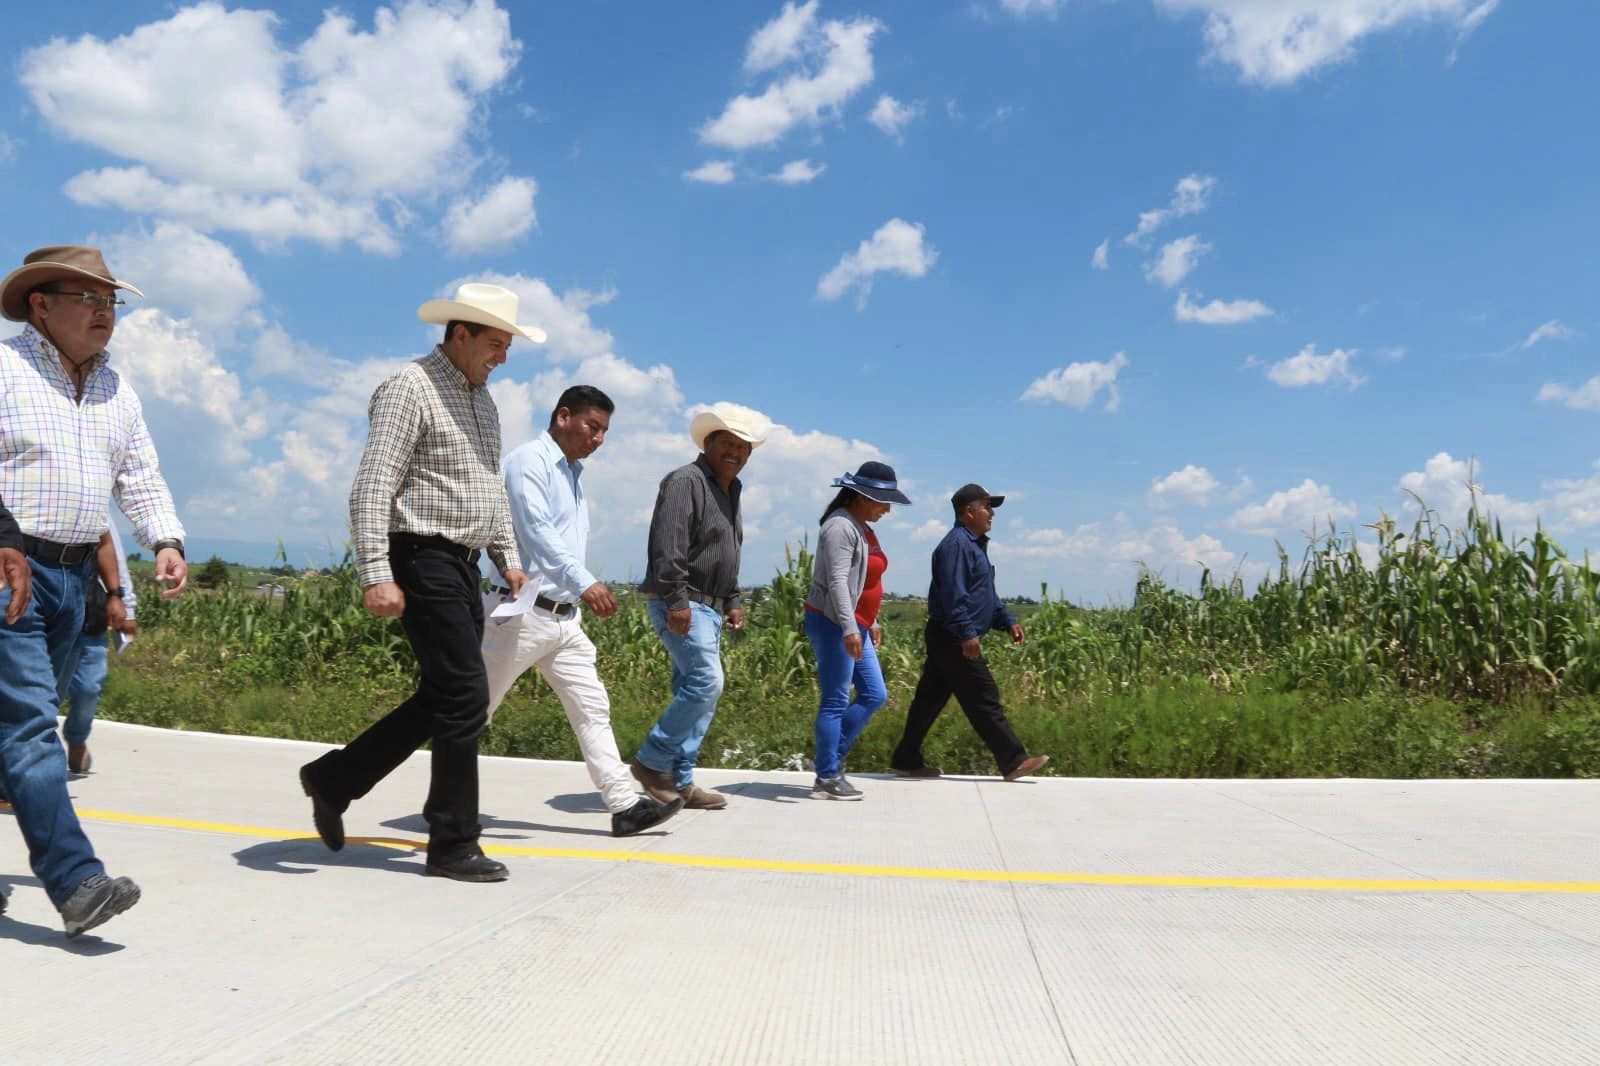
390, 532, 480, 566
643, 590, 729, 614
491, 587, 577, 618
22, 535, 98, 566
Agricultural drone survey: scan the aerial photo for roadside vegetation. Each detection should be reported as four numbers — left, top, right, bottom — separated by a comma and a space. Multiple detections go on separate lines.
103, 505, 1600, 778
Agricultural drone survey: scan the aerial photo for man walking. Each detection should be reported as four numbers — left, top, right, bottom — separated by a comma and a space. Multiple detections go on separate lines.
890, 484, 1050, 782
299, 283, 541, 883
0, 245, 190, 936
481, 385, 683, 837
630, 403, 769, 811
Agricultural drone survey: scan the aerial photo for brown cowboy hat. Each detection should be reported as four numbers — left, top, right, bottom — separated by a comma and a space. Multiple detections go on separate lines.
1, 245, 144, 322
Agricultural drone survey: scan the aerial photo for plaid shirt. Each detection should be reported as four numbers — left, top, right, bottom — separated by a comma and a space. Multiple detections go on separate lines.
0, 325, 185, 548
349, 347, 520, 586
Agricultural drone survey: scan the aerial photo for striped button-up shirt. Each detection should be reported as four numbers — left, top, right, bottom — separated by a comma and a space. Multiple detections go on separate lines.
0, 326, 185, 548
639, 454, 743, 613
349, 347, 520, 587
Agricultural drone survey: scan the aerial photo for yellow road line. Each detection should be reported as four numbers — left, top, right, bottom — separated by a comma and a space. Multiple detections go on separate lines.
72, 807, 1600, 894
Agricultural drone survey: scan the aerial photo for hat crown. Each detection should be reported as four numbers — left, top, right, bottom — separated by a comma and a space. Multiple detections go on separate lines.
854, 460, 898, 485
447, 283, 519, 326
23, 245, 115, 278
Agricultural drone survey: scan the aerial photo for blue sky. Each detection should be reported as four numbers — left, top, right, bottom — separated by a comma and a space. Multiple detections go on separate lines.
2, 0, 1596, 600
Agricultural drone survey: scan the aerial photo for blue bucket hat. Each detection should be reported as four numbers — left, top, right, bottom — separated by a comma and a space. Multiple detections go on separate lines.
832, 461, 911, 506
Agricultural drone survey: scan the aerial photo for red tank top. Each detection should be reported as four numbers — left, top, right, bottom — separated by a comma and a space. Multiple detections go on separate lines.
855, 526, 888, 628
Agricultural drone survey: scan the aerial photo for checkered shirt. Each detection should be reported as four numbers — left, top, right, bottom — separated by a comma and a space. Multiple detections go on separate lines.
349, 347, 520, 587
0, 325, 185, 548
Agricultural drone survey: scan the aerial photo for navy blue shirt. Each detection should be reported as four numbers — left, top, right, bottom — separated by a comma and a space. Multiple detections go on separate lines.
927, 524, 1016, 641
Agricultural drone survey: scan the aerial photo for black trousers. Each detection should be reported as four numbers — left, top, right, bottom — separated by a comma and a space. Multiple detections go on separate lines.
891, 620, 1027, 776
305, 537, 488, 861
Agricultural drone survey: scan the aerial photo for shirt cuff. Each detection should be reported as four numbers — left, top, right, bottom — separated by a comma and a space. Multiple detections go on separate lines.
358, 558, 394, 587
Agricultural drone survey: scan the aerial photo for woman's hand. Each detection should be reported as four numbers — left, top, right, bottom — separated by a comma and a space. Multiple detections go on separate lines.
843, 632, 863, 660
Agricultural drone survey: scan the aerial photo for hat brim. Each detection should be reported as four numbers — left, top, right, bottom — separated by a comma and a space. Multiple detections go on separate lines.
690, 411, 768, 450
830, 476, 910, 506
1, 263, 144, 322
416, 299, 547, 344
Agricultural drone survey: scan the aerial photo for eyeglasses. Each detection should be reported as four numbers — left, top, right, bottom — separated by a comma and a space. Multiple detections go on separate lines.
42, 289, 125, 310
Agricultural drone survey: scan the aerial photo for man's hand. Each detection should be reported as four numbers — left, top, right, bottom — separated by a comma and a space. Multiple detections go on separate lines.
1009, 623, 1026, 645
106, 594, 128, 633
581, 580, 619, 619
666, 606, 692, 636
504, 568, 528, 598
961, 636, 982, 660
120, 618, 139, 636
843, 631, 863, 660
0, 547, 31, 625
869, 624, 882, 647
154, 547, 188, 600
725, 607, 745, 631
364, 581, 405, 617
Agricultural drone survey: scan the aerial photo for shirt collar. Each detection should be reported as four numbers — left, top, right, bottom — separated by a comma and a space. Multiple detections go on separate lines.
695, 453, 741, 497
539, 429, 582, 477
953, 522, 988, 547
19, 324, 110, 377
424, 346, 472, 391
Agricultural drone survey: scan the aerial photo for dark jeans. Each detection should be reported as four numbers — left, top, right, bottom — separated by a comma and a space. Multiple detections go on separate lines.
891, 620, 1027, 776
303, 537, 488, 861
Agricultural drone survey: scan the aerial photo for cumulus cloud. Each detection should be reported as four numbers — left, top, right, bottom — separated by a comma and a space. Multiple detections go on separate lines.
1175, 289, 1272, 324
1228, 479, 1356, 536
700, 2, 881, 150
1397, 452, 1541, 529
1537, 376, 1600, 412
1148, 465, 1221, 508
868, 95, 922, 140
1265, 344, 1365, 389
1091, 239, 1110, 271
1125, 173, 1216, 246
1145, 234, 1211, 287
816, 218, 937, 307
768, 159, 825, 184
684, 160, 737, 184
1522, 319, 1576, 349
994, 516, 1238, 593
96, 223, 262, 341
1021, 352, 1128, 411
1153, 0, 1498, 86
442, 177, 537, 255
21, 0, 523, 253
999, 0, 1066, 14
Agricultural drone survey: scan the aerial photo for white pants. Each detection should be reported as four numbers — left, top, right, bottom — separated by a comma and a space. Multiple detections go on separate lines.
481, 606, 638, 814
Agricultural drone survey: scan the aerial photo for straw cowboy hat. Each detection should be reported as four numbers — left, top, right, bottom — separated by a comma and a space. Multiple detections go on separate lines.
416, 282, 548, 344
690, 401, 771, 450
1, 245, 144, 322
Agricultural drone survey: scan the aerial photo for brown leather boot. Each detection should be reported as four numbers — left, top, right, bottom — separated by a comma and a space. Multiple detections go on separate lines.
678, 784, 727, 810
629, 757, 680, 804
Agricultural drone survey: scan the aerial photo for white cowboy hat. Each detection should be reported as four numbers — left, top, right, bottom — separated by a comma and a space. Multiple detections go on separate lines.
1, 245, 144, 322
416, 282, 547, 344
690, 401, 771, 450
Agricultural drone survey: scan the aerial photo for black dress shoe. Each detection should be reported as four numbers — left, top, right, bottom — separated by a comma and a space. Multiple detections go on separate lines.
425, 852, 509, 883
611, 795, 685, 838
299, 764, 345, 852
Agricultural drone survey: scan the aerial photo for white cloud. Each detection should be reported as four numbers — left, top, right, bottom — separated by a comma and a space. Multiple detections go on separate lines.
700, 6, 881, 150
1145, 234, 1211, 287
1021, 352, 1128, 411
1397, 452, 1541, 529
96, 223, 262, 341
1265, 344, 1365, 389
1125, 173, 1216, 246
1148, 465, 1221, 508
994, 516, 1238, 592
0, 131, 16, 163
768, 159, 825, 184
1153, 0, 1497, 86
21, 0, 523, 253
1175, 289, 1273, 325
1538, 377, 1600, 413
868, 94, 922, 140
1091, 239, 1110, 271
442, 176, 537, 255
816, 218, 937, 307
684, 160, 736, 184
999, 0, 1066, 14
1228, 479, 1356, 536
1522, 319, 1576, 349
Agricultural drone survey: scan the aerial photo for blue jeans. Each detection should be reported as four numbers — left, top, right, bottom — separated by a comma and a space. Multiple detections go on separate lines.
0, 556, 105, 904
63, 637, 109, 746
638, 600, 724, 789
804, 611, 888, 779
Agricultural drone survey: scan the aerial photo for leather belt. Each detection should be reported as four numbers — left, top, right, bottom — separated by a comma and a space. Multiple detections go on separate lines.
491, 586, 577, 618
390, 532, 480, 566
22, 535, 98, 566
643, 590, 728, 614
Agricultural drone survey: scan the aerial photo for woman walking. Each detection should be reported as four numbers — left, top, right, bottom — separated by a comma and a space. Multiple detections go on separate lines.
803, 461, 910, 799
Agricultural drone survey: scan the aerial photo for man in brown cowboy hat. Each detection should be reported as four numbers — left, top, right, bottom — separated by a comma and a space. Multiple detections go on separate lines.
0, 244, 191, 936
298, 282, 540, 883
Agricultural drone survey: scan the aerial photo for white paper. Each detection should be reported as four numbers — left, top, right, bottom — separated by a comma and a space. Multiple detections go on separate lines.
488, 582, 538, 621
114, 630, 134, 655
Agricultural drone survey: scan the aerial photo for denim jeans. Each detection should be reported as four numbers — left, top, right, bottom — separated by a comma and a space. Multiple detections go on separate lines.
637, 599, 724, 789
62, 637, 109, 747
0, 556, 105, 904
803, 611, 887, 779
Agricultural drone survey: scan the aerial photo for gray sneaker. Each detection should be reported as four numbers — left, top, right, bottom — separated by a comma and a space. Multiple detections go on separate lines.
58, 874, 141, 938
812, 776, 863, 801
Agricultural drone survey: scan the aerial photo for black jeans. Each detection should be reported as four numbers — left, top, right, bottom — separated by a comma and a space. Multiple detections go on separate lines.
305, 537, 488, 861
891, 620, 1027, 776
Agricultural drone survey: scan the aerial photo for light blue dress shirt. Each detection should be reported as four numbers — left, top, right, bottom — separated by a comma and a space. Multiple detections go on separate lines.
490, 430, 597, 603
